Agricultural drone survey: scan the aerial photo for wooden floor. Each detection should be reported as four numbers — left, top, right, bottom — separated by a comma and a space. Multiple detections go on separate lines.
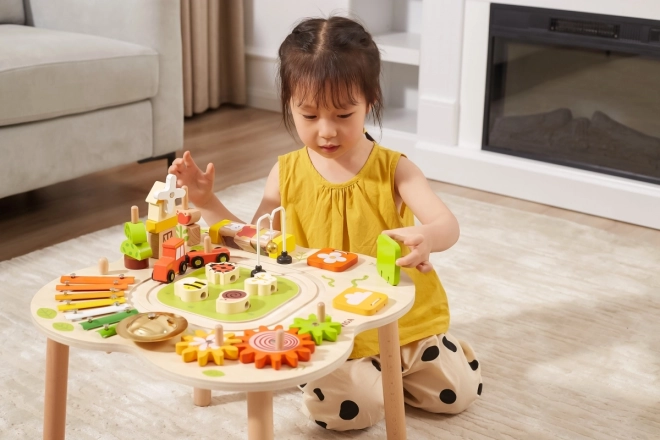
1, 106, 658, 261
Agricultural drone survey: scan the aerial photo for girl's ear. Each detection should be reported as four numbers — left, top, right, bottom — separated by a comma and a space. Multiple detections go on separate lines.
366, 103, 372, 115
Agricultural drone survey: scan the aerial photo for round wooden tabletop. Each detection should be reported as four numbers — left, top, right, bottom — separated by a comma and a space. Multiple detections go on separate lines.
31, 246, 415, 392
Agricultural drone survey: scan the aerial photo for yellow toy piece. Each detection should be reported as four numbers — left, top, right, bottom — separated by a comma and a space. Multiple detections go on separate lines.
57, 297, 126, 311
332, 287, 388, 316
209, 219, 232, 244
268, 234, 296, 259
146, 216, 178, 234
174, 278, 209, 302
175, 329, 241, 366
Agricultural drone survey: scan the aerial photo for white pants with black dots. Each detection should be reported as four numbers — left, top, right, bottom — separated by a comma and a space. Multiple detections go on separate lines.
299, 332, 482, 431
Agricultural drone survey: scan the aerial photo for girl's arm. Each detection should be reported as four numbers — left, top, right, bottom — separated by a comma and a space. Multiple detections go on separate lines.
250, 163, 283, 229
385, 156, 460, 272
184, 162, 281, 228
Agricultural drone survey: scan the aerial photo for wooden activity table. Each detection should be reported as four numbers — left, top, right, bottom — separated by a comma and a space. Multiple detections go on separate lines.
31, 246, 415, 440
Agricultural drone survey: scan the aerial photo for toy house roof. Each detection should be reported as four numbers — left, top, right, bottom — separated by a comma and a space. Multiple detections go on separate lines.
146, 181, 165, 205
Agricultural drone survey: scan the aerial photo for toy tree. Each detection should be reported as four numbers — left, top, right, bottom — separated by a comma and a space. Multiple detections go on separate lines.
120, 206, 152, 269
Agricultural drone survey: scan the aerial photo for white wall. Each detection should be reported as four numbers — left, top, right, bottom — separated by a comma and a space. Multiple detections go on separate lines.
244, 0, 353, 111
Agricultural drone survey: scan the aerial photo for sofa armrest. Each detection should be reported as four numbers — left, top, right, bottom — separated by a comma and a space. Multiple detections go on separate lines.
25, 0, 183, 157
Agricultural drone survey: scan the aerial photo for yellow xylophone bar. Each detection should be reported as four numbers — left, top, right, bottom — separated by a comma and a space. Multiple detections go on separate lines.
55, 291, 125, 301
59, 275, 135, 284
57, 297, 126, 311
56, 283, 130, 292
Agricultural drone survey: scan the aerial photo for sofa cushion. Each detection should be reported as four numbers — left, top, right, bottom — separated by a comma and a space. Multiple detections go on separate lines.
0, 25, 159, 127
0, 0, 24, 25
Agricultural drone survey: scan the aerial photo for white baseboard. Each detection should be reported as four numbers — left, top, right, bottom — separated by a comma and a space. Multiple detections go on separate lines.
247, 87, 280, 113
415, 142, 660, 230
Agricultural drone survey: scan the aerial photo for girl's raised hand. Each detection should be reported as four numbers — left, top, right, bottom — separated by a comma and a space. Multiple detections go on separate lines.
167, 151, 215, 208
382, 228, 434, 273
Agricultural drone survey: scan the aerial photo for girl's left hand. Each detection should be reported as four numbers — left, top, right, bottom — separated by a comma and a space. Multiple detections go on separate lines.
382, 228, 434, 273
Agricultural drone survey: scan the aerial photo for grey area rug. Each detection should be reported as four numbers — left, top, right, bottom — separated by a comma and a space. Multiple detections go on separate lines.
1, 178, 659, 440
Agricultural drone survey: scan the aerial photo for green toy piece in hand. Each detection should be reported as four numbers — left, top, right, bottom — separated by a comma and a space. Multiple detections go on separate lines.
289, 313, 342, 346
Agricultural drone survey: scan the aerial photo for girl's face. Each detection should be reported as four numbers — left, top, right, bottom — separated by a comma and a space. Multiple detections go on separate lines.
291, 87, 371, 160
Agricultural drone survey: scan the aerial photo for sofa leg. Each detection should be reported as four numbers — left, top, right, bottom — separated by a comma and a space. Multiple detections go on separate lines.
138, 152, 177, 169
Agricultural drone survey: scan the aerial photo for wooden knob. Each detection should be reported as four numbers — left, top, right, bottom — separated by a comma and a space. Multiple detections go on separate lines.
204, 235, 212, 253
98, 257, 109, 275
275, 329, 284, 351
214, 324, 223, 346
317, 302, 325, 323
130, 206, 139, 224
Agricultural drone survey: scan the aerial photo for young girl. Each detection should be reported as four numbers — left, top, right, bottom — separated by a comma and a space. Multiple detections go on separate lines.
170, 16, 481, 431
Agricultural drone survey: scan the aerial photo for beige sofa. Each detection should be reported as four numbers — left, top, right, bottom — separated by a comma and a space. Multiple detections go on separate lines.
0, 0, 183, 199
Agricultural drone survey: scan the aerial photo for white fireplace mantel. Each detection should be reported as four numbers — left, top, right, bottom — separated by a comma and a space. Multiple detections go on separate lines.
412, 0, 660, 229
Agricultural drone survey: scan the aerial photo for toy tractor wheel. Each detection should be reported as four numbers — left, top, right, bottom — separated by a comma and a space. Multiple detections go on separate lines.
167, 270, 175, 283
191, 256, 204, 269
179, 261, 188, 274
217, 253, 229, 263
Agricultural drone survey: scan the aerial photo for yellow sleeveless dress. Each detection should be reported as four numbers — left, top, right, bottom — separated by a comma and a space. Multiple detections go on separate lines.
279, 143, 450, 358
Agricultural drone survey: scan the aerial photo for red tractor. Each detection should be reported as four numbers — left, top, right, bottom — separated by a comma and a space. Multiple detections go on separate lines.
152, 237, 231, 283
152, 237, 189, 283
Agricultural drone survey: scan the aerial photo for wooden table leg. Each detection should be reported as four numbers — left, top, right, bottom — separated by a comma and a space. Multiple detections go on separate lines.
247, 391, 273, 440
44, 338, 69, 440
378, 321, 407, 440
193, 388, 212, 406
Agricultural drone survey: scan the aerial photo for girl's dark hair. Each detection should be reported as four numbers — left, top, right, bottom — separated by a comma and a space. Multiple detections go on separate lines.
277, 16, 383, 135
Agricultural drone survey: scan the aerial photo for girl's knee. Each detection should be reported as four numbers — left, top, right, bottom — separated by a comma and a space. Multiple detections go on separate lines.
301, 358, 385, 431
302, 388, 384, 431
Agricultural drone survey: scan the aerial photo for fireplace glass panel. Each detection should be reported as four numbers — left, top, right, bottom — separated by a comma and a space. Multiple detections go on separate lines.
485, 38, 660, 183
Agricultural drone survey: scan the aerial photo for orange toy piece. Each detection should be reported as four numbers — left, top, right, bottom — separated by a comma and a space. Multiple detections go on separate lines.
236, 326, 315, 370
307, 248, 358, 272
175, 329, 241, 366
152, 237, 188, 283
56, 283, 129, 291
59, 275, 135, 284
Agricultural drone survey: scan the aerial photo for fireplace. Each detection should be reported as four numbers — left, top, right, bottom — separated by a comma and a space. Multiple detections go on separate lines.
483, 4, 660, 184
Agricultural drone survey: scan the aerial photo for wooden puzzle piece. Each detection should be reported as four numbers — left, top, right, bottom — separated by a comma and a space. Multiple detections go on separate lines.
209, 219, 232, 244
332, 287, 388, 316
177, 209, 202, 226
307, 248, 358, 272
205, 262, 239, 285
215, 289, 250, 314
289, 314, 342, 345
377, 234, 401, 286
146, 216, 178, 234
145, 180, 168, 222
244, 272, 278, 296
175, 329, 241, 366
236, 325, 315, 370
174, 278, 209, 302
268, 233, 296, 259
176, 223, 201, 247
123, 254, 149, 270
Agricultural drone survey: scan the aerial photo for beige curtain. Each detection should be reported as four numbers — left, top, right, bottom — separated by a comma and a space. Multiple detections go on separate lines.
181, 0, 247, 117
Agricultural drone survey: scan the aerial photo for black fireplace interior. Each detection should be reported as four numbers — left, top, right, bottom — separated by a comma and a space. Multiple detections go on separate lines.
483, 4, 660, 184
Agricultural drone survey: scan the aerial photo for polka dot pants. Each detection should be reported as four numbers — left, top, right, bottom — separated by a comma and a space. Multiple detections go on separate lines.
300, 333, 482, 431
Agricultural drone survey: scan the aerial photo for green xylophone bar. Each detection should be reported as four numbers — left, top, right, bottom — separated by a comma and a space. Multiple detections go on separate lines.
81, 308, 139, 330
